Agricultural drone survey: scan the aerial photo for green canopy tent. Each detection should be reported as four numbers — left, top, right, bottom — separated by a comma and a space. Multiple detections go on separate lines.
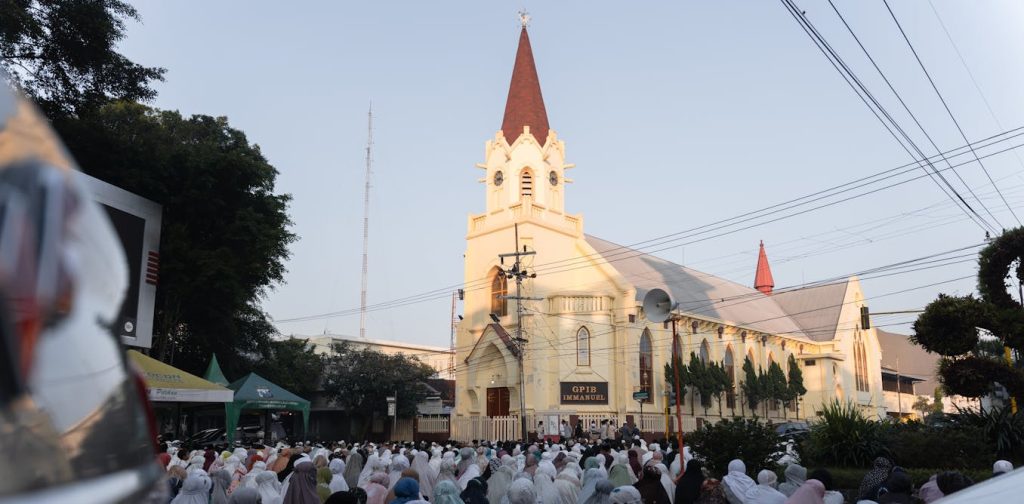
204, 354, 230, 387
225, 372, 310, 443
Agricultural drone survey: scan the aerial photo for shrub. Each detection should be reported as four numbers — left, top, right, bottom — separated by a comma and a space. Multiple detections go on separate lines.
688, 417, 785, 477
884, 421, 994, 470
801, 400, 890, 468
952, 406, 1024, 463
818, 467, 990, 493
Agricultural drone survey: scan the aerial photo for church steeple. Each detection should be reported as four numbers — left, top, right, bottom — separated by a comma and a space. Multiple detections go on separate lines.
754, 240, 774, 295
501, 25, 549, 146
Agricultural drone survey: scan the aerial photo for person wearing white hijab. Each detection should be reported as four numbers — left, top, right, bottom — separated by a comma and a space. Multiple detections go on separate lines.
389, 455, 411, 491
186, 455, 207, 476
653, 463, 674, 504
746, 470, 785, 504
256, 471, 284, 504
243, 461, 268, 489
329, 458, 349, 493
534, 470, 561, 504
487, 456, 516, 504
578, 468, 605, 504
437, 458, 459, 487
360, 453, 384, 489
777, 464, 805, 497
721, 460, 756, 504
171, 473, 214, 504
456, 457, 482, 490
509, 478, 539, 504
413, 450, 437, 501
555, 471, 581, 504
609, 486, 642, 504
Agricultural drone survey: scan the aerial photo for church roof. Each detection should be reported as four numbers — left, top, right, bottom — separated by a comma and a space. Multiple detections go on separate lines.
770, 281, 850, 341
501, 27, 549, 146
585, 235, 812, 340
754, 241, 775, 295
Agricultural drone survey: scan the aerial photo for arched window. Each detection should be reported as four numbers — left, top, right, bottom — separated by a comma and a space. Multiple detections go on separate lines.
724, 346, 736, 409
700, 339, 710, 363
520, 169, 534, 198
577, 327, 590, 366
490, 269, 508, 317
639, 329, 653, 403
854, 332, 869, 392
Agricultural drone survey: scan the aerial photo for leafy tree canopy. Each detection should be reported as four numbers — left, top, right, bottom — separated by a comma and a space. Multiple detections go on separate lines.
741, 357, 761, 410
787, 354, 807, 400
322, 341, 437, 422
913, 228, 1024, 401
0, 0, 165, 116
689, 418, 785, 477
53, 101, 295, 376
254, 338, 323, 400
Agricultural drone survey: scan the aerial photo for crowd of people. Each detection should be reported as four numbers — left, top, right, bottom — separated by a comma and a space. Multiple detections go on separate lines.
157, 436, 1014, 504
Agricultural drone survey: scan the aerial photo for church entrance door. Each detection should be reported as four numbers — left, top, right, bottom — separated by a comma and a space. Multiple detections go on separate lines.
487, 387, 510, 417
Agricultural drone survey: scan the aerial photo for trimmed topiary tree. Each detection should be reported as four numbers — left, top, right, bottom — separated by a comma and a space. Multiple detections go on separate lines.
912, 228, 1024, 403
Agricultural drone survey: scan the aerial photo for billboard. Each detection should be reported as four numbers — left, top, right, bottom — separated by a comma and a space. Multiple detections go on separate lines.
75, 172, 162, 349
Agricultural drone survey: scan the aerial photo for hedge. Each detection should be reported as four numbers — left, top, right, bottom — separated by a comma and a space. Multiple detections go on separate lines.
817, 467, 991, 492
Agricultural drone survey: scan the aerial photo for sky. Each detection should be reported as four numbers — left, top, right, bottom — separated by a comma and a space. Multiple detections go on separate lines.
119, 1, 1024, 349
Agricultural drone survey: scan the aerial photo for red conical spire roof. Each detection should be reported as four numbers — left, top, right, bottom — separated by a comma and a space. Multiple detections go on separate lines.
501, 26, 549, 146
754, 240, 774, 295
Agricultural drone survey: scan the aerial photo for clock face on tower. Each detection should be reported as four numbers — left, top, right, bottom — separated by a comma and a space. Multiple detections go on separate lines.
549, 171, 558, 186
494, 171, 504, 186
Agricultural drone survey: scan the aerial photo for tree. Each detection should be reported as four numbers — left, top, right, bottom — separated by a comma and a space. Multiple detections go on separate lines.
689, 353, 712, 411
54, 102, 295, 377
707, 361, 729, 416
322, 341, 437, 439
0, 0, 165, 117
787, 354, 807, 416
912, 396, 932, 419
664, 353, 689, 406
767, 361, 788, 414
913, 228, 1024, 403
254, 338, 323, 400
688, 418, 785, 477
741, 357, 761, 412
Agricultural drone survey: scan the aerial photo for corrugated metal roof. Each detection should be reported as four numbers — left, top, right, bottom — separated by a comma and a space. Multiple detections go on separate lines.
585, 235, 811, 339
877, 329, 940, 396
771, 282, 850, 342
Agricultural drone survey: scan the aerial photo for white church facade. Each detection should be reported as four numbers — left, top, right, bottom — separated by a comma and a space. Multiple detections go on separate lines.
453, 24, 886, 439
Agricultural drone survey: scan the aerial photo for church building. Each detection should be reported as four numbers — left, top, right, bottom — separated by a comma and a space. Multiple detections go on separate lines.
454, 23, 886, 439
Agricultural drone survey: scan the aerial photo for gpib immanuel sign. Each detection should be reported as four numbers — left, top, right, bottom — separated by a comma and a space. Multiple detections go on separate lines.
560, 382, 609, 404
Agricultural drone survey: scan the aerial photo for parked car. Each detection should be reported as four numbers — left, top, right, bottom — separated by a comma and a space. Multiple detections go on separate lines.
0, 77, 165, 502
774, 421, 810, 437
183, 425, 263, 447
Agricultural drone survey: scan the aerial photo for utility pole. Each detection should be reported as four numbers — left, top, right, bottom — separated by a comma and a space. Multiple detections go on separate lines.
359, 104, 373, 339
449, 291, 457, 380
499, 223, 542, 441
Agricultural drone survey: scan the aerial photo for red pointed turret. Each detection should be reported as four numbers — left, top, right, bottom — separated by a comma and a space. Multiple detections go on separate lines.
501, 26, 549, 146
754, 240, 774, 295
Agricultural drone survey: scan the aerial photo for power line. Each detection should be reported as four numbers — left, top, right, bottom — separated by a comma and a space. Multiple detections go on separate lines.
274, 128, 1024, 324
823, 0, 1003, 230
881, 0, 1021, 226
927, 0, 1024, 180
782, 0, 996, 234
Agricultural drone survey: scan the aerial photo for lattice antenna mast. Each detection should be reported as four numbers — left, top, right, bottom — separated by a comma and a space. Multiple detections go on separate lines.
359, 103, 373, 339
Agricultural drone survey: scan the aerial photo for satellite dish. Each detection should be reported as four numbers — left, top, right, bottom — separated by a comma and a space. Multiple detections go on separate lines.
642, 288, 677, 323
